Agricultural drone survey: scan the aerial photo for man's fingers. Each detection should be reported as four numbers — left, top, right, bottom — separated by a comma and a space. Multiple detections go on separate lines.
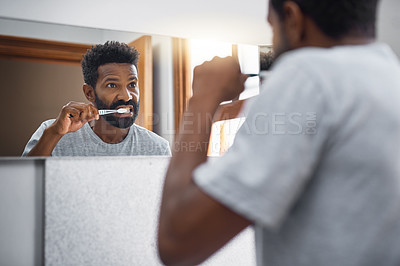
241, 73, 248, 82
78, 107, 91, 121
63, 102, 97, 121
239, 74, 248, 91
64, 107, 83, 122
191, 55, 248, 103
88, 104, 99, 120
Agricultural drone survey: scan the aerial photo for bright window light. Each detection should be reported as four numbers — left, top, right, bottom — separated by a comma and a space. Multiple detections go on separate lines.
190, 39, 233, 71
189, 40, 260, 156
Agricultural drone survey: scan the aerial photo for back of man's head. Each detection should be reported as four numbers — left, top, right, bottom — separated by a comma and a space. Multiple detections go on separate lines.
81, 41, 140, 89
270, 0, 379, 39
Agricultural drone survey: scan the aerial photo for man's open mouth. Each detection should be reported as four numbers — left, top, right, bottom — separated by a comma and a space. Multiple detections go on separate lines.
114, 105, 134, 117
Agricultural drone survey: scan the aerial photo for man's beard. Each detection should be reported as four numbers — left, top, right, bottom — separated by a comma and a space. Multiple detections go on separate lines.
273, 27, 292, 60
94, 93, 140, 129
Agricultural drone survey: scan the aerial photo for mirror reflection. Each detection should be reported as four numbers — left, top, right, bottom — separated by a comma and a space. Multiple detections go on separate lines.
0, 18, 265, 156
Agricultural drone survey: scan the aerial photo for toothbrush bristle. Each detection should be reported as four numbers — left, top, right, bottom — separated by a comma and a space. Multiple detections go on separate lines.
117, 108, 130, 113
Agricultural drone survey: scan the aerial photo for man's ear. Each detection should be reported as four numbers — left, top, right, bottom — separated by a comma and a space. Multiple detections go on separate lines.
83, 83, 95, 104
283, 1, 306, 47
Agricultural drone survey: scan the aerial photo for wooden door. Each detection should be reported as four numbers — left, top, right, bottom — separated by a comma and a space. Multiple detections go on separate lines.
129, 36, 153, 131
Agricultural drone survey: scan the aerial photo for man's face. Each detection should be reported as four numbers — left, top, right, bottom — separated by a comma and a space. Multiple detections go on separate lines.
267, 2, 292, 59
93, 63, 140, 129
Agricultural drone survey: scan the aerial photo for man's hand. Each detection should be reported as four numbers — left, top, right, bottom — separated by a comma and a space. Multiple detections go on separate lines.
27, 101, 99, 156
49, 101, 99, 136
192, 56, 248, 104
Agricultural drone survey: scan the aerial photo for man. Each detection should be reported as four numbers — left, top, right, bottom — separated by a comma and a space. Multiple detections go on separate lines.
23, 41, 170, 156
158, 0, 400, 265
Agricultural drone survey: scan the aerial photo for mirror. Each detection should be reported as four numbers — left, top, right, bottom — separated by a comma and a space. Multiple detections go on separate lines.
0, 17, 178, 156
0, 17, 268, 156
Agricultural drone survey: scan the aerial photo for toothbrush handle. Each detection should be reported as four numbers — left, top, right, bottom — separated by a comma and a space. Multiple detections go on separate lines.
98, 110, 116, 115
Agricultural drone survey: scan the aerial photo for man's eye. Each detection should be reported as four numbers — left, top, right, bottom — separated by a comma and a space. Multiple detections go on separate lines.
106, 83, 116, 88
129, 82, 137, 88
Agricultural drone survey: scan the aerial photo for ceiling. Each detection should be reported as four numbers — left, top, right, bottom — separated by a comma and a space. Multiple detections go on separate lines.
0, 0, 398, 53
0, 0, 271, 45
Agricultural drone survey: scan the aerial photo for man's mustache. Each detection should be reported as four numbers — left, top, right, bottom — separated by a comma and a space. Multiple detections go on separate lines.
109, 99, 136, 110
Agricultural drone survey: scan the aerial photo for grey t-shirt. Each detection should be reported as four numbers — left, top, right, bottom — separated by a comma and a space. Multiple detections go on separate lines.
22, 119, 171, 156
194, 43, 400, 265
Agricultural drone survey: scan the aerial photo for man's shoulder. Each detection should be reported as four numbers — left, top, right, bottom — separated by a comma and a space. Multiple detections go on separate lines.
131, 124, 169, 145
31, 118, 56, 136
267, 43, 398, 94
129, 124, 171, 156
275, 43, 396, 69
40, 118, 56, 128
273, 47, 338, 72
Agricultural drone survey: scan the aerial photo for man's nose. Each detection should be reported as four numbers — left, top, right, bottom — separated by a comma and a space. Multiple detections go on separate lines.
117, 87, 133, 102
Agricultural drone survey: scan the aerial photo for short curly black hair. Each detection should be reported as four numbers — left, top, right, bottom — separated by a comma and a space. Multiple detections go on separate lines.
81, 41, 140, 89
270, 0, 379, 39
260, 51, 274, 71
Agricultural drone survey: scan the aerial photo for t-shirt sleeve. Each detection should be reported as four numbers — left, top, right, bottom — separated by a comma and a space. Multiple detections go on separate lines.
162, 140, 172, 156
22, 120, 54, 156
193, 62, 332, 229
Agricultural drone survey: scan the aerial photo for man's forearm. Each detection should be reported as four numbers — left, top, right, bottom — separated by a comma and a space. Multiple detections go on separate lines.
27, 126, 63, 156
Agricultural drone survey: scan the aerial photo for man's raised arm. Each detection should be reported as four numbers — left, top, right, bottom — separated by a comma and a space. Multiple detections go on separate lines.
158, 57, 251, 265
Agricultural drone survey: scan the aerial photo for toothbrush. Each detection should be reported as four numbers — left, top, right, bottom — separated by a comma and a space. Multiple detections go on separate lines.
98, 108, 130, 116
245, 73, 259, 77
68, 107, 130, 118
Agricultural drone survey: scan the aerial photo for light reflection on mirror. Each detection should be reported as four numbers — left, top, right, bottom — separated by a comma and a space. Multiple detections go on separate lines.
189, 40, 271, 156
